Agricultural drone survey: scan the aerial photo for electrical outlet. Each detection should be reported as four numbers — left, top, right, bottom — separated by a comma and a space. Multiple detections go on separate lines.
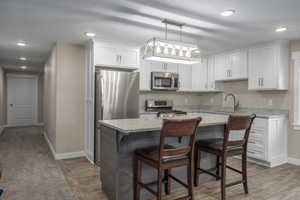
184, 98, 188, 105
268, 99, 273, 106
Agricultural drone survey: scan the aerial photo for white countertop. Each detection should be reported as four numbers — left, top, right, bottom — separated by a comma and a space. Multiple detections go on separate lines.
98, 115, 228, 134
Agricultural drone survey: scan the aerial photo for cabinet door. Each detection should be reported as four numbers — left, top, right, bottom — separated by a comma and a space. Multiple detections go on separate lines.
150, 61, 165, 72
214, 54, 230, 81
248, 46, 276, 89
260, 47, 277, 89
178, 65, 192, 91
192, 60, 208, 91
139, 59, 151, 91
248, 48, 264, 89
120, 50, 139, 69
94, 46, 118, 66
230, 50, 248, 80
207, 56, 216, 90
165, 63, 178, 73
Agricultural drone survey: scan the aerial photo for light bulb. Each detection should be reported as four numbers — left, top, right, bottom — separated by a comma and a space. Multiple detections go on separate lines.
163, 47, 169, 54
179, 49, 183, 57
156, 46, 161, 54
186, 51, 191, 58
171, 48, 176, 55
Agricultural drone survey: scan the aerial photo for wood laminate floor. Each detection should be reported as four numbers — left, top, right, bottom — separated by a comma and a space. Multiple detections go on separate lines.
59, 157, 300, 200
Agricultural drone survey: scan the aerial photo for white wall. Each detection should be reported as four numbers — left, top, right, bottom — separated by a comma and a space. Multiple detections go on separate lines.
43, 42, 85, 155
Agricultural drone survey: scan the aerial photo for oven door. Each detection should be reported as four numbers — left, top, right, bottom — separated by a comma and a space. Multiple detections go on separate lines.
151, 72, 177, 90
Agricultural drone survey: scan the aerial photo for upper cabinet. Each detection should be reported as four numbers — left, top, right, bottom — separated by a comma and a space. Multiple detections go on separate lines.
189, 56, 223, 92
94, 42, 139, 69
248, 41, 289, 90
215, 49, 248, 81
139, 57, 151, 91
150, 62, 178, 73
178, 65, 193, 92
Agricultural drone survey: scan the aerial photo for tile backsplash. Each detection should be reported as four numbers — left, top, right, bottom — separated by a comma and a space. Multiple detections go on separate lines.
140, 80, 290, 111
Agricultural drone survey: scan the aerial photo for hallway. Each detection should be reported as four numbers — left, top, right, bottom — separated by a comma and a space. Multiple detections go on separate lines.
0, 127, 74, 200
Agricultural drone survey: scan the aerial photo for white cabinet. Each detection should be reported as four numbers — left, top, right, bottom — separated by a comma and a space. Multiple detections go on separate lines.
248, 41, 289, 90
229, 50, 248, 80
215, 49, 248, 81
191, 59, 207, 91
247, 117, 287, 167
94, 42, 139, 69
139, 57, 151, 91
150, 62, 178, 73
178, 65, 193, 91
215, 54, 230, 81
207, 56, 224, 91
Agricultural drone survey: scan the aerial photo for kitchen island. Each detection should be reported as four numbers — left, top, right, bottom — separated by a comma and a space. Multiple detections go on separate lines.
98, 115, 228, 200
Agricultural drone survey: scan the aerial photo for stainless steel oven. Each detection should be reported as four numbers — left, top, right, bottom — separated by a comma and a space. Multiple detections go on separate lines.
151, 72, 179, 90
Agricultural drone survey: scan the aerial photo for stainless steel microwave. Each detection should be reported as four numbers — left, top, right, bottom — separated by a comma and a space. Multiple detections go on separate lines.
151, 72, 179, 91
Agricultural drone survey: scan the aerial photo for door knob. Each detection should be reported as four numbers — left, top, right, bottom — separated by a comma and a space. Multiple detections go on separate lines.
10, 104, 13, 107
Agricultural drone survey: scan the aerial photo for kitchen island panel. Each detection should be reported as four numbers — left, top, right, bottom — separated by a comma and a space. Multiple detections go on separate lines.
99, 124, 225, 200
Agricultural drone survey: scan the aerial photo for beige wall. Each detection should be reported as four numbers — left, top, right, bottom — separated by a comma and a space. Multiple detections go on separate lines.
44, 46, 58, 150
191, 40, 300, 159
43, 42, 85, 154
0, 67, 5, 128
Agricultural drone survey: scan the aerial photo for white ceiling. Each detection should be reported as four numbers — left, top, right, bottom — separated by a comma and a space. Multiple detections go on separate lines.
1, 0, 300, 72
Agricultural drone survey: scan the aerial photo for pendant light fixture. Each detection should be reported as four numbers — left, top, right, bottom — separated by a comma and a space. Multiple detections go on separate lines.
143, 19, 201, 65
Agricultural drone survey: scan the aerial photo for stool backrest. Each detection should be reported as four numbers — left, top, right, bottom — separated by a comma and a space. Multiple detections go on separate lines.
159, 117, 202, 163
223, 114, 256, 150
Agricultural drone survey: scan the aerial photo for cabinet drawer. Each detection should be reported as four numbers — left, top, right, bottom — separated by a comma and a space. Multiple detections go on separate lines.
252, 118, 267, 130
247, 149, 265, 160
248, 134, 264, 145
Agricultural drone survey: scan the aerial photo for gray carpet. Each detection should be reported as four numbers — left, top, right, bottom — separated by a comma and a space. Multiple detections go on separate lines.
0, 127, 75, 200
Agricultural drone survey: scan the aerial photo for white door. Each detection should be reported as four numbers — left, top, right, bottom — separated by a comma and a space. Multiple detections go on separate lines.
7, 74, 38, 126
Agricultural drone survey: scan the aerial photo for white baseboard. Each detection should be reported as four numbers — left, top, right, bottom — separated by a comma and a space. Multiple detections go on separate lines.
55, 151, 86, 160
288, 157, 300, 166
43, 131, 86, 160
0, 126, 4, 136
43, 131, 57, 159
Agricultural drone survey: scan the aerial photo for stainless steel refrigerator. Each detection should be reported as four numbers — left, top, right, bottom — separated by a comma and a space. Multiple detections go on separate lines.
94, 68, 139, 166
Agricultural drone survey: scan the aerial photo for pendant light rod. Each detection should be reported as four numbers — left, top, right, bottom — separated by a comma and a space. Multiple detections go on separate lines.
162, 19, 185, 27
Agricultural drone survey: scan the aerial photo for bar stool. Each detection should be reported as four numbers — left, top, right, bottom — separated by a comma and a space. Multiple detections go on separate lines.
134, 117, 202, 200
194, 114, 256, 200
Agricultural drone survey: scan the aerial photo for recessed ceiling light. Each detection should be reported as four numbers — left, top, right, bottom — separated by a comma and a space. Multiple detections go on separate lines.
20, 66, 27, 70
17, 41, 27, 47
275, 27, 287, 32
220, 10, 235, 17
19, 57, 27, 61
85, 32, 96, 37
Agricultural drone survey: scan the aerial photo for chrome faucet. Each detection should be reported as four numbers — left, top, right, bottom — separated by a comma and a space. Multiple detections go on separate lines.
224, 93, 239, 112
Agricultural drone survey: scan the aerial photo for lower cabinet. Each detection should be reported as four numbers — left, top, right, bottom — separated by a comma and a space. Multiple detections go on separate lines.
247, 117, 288, 167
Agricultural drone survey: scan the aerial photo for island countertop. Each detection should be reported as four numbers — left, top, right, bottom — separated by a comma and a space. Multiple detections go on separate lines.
98, 115, 228, 134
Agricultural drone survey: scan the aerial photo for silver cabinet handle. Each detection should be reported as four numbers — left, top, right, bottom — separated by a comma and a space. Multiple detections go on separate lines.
119, 55, 122, 64
261, 78, 264, 87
